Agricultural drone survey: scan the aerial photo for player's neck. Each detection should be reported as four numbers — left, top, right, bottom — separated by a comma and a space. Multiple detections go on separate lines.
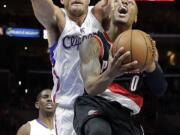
38, 115, 54, 129
68, 12, 88, 27
108, 24, 132, 41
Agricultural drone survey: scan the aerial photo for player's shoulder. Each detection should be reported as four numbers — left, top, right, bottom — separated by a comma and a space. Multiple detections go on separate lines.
83, 36, 101, 49
54, 5, 64, 15
80, 35, 102, 59
16, 122, 30, 135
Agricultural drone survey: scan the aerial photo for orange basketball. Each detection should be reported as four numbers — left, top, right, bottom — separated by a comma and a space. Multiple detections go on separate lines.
111, 29, 155, 71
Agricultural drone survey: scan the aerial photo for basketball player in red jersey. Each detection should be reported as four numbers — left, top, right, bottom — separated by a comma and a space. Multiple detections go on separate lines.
73, 0, 167, 135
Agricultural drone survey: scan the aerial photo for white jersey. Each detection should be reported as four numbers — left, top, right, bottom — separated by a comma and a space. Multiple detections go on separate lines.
29, 119, 55, 135
50, 6, 103, 108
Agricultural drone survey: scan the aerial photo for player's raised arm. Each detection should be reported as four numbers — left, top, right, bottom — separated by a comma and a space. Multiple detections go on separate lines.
31, 0, 64, 29
92, 0, 112, 23
31, 0, 65, 46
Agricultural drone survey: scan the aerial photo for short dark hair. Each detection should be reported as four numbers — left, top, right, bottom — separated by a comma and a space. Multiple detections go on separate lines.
36, 88, 51, 102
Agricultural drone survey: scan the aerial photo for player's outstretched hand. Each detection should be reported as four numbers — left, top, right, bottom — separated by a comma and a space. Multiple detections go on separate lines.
107, 47, 140, 78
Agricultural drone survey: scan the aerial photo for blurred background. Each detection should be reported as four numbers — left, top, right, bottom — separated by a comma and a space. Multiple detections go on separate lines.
0, 0, 180, 135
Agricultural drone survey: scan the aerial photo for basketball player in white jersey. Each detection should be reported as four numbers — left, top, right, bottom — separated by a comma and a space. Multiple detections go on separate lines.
73, 0, 167, 134
17, 89, 56, 135
31, 0, 112, 134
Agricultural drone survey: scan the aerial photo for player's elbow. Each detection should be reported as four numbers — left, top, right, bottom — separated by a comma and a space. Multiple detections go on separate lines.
84, 83, 100, 96
85, 87, 97, 96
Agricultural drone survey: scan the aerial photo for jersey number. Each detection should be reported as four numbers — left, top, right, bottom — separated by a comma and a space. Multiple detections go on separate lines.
130, 75, 140, 92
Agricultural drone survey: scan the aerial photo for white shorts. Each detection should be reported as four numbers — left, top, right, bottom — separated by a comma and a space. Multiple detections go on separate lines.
54, 107, 76, 135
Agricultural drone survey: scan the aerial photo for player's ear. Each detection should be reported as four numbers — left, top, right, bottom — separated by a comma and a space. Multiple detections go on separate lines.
60, 0, 64, 4
35, 102, 39, 109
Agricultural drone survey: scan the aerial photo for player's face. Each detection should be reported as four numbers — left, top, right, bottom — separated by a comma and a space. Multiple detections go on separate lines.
61, 0, 89, 17
111, 0, 137, 27
37, 90, 55, 115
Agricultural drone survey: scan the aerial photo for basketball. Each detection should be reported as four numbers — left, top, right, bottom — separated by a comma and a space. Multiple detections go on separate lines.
111, 29, 155, 71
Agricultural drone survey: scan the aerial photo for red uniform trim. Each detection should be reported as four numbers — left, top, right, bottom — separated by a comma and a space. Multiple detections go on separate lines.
108, 83, 144, 108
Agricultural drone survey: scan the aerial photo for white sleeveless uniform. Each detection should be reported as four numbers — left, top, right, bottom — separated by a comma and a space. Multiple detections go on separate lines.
29, 119, 55, 135
49, 6, 103, 135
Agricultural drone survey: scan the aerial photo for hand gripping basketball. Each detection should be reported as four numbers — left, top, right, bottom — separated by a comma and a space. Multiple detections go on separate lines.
111, 29, 156, 72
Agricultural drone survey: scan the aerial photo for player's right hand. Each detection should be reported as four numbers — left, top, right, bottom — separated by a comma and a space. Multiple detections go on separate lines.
107, 47, 140, 78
